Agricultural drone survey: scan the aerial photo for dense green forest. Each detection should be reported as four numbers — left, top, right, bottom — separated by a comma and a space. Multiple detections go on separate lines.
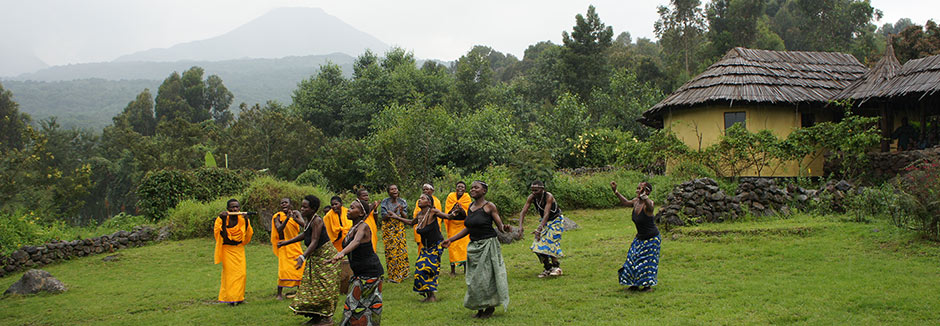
2, 1, 939, 231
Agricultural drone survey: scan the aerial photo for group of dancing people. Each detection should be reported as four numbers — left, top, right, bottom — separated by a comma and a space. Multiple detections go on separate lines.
212, 179, 661, 325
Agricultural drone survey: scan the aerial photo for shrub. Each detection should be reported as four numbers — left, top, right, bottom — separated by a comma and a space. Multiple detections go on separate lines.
164, 198, 227, 240
895, 160, 940, 240
137, 169, 198, 220
295, 169, 328, 188
551, 169, 680, 211
0, 210, 68, 255
137, 168, 253, 221
434, 164, 525, 218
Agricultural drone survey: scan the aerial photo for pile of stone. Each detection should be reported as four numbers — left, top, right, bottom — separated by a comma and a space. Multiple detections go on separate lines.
735, 178, 791, 216
656, 178, 740, 226
0, 225, 160, 278
827, 147, 940, 179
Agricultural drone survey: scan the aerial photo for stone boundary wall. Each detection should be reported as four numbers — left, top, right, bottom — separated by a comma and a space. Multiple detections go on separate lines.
657, 177, 852, 226
0, 225, 168, 278
826, 147, 940, 179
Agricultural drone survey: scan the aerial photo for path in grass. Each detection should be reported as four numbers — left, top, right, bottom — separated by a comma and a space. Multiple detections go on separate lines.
1, 209, 939, 325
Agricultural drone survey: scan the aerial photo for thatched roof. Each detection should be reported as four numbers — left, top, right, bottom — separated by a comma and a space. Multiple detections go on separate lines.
879, 53, 940, 100
642, 47, 866, 127
833, 39, 902, 105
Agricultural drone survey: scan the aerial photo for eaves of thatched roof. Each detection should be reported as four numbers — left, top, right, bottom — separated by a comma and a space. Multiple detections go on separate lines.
642, 47, 866, 127
833, 39, 902, 105
879, 54, 940, 100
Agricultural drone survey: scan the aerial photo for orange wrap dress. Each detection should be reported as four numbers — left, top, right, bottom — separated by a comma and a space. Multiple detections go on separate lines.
324, 207, 353, 252
271, 212, 305, 288
444, 192, 471, 266
214, 214, 254, 303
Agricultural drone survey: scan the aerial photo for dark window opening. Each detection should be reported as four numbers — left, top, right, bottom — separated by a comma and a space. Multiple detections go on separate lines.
724, 111, 746, 129
801, 113, 815, 128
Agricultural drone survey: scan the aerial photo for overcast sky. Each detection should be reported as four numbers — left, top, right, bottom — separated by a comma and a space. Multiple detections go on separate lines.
3, 0, 937, 66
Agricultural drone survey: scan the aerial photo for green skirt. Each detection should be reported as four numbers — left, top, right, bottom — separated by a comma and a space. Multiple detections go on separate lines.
289, 243, 341, 318
464, 237, 510, 310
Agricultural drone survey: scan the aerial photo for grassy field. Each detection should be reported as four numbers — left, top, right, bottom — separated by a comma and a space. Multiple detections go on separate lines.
1, 209, 939, 325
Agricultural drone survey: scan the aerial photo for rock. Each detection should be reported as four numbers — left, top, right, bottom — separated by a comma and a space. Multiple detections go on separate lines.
4, 265, 16, 272
156, 226, 171, 242
561, 217, 580, 231
102, 254, 121, 262
3, 269, 67, 295
752, 202, 765, 211
23, 246, 38, 255
11, 250, 28, 264
496, 226, 522, 244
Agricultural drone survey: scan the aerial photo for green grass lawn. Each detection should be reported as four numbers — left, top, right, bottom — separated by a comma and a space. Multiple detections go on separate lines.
2, 209, 939, 325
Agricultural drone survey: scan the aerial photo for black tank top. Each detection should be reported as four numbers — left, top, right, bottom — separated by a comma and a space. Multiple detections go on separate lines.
632, 209, 660, 240
534, 192, 562, 221
302, 217, 330, 249
345, 224, 383, 277
416, 212, 443, 247
465, 204, 497, 242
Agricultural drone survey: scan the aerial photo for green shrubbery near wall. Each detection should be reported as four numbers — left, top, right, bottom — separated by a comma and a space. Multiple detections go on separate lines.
137, 167, 254, 220
163, 176, 333, 239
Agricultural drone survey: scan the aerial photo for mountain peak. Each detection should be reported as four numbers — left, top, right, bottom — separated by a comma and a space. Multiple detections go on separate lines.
114, 7, 388, 63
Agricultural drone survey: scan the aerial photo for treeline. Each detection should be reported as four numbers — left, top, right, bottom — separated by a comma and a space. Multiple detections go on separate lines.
2, 2, 939, 226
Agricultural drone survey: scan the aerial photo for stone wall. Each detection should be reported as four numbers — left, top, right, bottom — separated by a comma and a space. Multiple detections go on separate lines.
657, 177, 852, 226
0, 225, 166, 278
826, 147, 940, 179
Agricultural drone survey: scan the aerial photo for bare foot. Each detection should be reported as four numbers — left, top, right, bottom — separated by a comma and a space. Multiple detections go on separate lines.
426, 295, 437, 302
480, 307, 495, 318
276, 295, 284, 301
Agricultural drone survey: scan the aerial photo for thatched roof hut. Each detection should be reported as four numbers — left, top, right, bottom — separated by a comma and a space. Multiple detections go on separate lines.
642, 47, 867, 128
879, 54, 940, 100
833, 40, 902, 105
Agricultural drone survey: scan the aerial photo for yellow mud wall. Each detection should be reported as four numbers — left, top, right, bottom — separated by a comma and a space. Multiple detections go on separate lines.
662, 104, 824, 177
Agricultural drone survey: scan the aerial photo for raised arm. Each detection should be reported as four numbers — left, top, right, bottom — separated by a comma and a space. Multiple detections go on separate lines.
278, 231, 304, 248
611, 181, 636, 207
433, 207, 465, 220
290, 210, 306, 228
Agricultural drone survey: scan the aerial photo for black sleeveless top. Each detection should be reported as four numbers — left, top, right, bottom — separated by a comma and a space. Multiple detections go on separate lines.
345, 224, 384, 277
416, 212, 443, 247
302, 217, 330, 249
632, 209, 660, 240
534, 192, 562, 221
465, 204, 497, 242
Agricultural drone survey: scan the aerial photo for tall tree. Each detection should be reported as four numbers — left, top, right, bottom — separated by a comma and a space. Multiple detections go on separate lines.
770, 0, 881, 52
561, 5, 614, 101
291, 63, 349, 136
113, 89, 156, 136
705, 0, 785, 58
455, 47, 496, 110
893, 20, 940, 63
655, 0, 708, 78
154, 66, 233, 125
0, 82, 31, 151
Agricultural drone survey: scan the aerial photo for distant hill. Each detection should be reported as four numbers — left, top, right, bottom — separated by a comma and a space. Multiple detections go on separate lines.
3, 54, 357, 130
0, 45, 47, 77
115, 7, 389, 63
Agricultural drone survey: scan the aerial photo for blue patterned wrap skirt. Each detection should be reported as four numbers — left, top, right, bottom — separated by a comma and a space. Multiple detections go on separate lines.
413, 242, 443, 293
530, 216, 565, 258
618, 234, 661, 287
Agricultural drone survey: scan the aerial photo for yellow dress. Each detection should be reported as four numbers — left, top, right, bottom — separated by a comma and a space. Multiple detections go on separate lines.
444, 192, 471, 265
271, 212, 305, 288
214, 214, 254, 303
364, 210, 379, 252
324, 207, 353, 253
413, 195, 441, 249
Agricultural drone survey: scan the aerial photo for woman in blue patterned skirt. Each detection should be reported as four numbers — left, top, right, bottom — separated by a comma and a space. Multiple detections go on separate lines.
611, 181, 660, 292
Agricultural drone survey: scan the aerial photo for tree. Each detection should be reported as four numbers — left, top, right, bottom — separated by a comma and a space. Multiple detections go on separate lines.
705, 0, 785, 58
770, 0, 881, 52
455, 47, 496, 110
113, 89, 156, 136
561, 5, 614, 101
220, 102, 325, 180
893, 20, 940, 63
292, 63, 349, 136
655, 0, 707, 78
0, 82, 31, 151
154, 66, 234, 125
